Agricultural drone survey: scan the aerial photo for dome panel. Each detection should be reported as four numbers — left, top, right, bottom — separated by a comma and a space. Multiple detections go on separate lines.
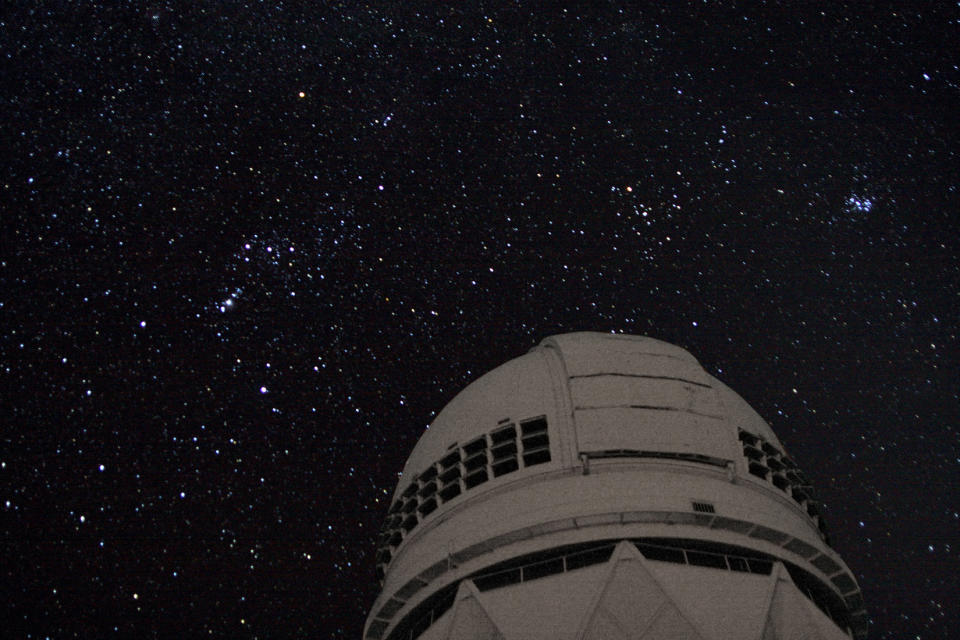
575, 408, 728, 458
569, 375, 720, 416
541, 332, 700, 361
542, 333, 708, 383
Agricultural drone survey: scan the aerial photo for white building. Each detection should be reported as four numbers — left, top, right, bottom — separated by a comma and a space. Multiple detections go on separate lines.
365, 332, 867, 639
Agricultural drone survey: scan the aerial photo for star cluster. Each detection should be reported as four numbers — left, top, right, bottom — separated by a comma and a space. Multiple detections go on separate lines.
2, 3, 958, 638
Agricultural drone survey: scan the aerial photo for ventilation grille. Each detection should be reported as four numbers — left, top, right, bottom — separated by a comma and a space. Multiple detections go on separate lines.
738, 429, 830, 544
376, 416, 552, 582
691, 501, 715, 514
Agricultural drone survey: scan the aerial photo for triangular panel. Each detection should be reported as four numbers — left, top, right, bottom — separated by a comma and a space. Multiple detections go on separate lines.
760, 564, 850, 640
579, 541, 706, 640
642, 605, 709, 640
642, 547, 779, 638
582, 608, 630, 640
445, 581, 506, 640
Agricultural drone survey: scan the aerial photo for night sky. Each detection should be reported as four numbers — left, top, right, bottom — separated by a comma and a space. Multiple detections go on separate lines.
3, 3, 958, 638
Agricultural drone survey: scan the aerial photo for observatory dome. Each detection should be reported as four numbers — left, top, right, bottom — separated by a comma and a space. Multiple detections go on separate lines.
367, 332, 866, 640
396, 332, 781, 499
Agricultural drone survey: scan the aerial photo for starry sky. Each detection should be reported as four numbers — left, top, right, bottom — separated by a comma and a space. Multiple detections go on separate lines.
2, 2, 958, 638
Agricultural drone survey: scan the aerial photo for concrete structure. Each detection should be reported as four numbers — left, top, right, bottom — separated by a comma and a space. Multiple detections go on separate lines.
365, 332, 867, 639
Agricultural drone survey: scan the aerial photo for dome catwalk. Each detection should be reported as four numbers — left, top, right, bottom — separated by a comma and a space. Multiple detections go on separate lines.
365, 333, 866, 640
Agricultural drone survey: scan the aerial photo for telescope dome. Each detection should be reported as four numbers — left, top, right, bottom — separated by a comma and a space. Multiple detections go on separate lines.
367, 333, 866, 640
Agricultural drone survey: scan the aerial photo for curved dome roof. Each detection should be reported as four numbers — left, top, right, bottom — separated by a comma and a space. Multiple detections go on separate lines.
397, 332, 782, 498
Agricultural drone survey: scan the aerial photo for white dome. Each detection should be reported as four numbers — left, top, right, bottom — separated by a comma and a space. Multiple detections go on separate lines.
398, 332, 782, 498
368, 333, 865, 640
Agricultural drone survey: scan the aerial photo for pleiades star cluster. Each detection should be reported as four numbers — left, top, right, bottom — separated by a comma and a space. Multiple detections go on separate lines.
2, 3, 957, 639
